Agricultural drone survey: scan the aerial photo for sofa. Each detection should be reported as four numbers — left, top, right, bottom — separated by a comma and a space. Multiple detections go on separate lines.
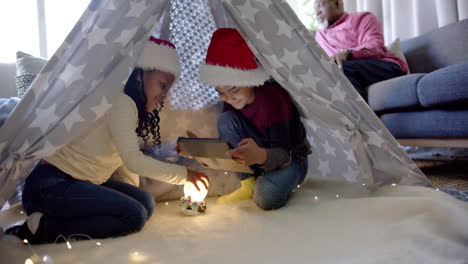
367, 18, 468, 148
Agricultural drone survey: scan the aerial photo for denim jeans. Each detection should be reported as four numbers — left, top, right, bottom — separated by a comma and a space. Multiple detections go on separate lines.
217, 111, 308, 210
342, 59, 406, 100
21, 164, 155, 243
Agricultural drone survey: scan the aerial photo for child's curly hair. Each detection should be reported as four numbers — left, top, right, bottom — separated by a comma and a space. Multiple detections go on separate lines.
123, 68, 163, 147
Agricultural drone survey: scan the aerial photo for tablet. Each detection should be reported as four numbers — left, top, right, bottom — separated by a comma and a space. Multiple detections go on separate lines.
177, 137, 254, 174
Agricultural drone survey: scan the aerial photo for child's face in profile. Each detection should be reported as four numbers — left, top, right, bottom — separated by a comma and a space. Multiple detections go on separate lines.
142, 70, 175, 112
215, 86, 255, 110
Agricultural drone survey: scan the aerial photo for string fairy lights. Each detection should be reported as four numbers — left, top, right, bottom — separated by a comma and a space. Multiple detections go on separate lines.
22, 233, 105, 264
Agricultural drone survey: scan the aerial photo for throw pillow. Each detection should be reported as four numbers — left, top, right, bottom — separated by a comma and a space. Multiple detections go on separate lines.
15, 51, 48, 97
387, 38, 410, 74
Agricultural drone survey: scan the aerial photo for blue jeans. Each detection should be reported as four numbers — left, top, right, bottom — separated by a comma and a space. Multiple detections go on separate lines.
21, 164, 155, 243
342, 59, 406, 100
217, 111, 308, 210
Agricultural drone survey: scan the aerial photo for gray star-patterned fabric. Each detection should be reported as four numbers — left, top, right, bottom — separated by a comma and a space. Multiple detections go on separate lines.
0, 0, 430, 209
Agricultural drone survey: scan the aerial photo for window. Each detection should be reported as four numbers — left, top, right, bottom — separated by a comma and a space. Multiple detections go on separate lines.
0, 1, 315, 63
286, 0, 318, 31
0, 0, 90, 63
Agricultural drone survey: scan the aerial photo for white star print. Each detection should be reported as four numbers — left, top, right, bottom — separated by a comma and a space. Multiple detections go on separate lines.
298, 69, 320, 92
239, 0, 260, 23
144, 15, 157, 30
344, 166, 360, 181
276, 19, 292, 38
322, 140, 336, 157
330, 82, 346, 102
318, 159, 330, 176
257, 1, 272, 9
114, 27, 138, 47
62, 107, 85, 132
91, 96, 113, 117
105, 0, 117, 10
306, 135, 315, 147
126, 0, 147, 18
305, 119, 320, 132
87, 25, 110, 49
320, 56, 334, 73
281, 48, 299, 70
35, 140, 60, 157
29, 104, 59, 133
331, 129, 346, 143
263, 53, 281, 67
343, 148, 355, 161
287, 73, 301, 88
59, 63, 85, 88
255, 30, 271, 45
91, 78, 102, 89
366, 130, 385, 148
30, 72, 52, 96
79, 16, 94, 34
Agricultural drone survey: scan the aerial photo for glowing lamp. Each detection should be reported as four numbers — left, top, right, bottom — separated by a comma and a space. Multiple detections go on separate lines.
179, 180, 208, 215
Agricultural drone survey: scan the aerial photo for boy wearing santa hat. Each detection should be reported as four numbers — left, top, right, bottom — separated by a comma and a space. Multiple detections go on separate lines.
200, 28, 311, 210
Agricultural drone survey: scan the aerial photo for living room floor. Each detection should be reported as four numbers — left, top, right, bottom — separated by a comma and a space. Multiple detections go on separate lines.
0, 160, 466, 232
419, 160, 468, 191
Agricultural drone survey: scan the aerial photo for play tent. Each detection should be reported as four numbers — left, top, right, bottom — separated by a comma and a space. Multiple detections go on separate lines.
1, 0, 467, 263
0, 0, 431, 208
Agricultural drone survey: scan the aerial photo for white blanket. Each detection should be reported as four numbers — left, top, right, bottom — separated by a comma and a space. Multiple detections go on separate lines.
1, 180, 467, 263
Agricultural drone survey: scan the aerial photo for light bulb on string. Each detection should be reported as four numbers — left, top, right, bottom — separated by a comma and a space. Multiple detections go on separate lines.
24, 254, 54, 264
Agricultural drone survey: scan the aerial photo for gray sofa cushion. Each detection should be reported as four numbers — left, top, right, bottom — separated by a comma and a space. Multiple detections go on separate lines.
401, 18, 468, 73
417, 63, 468, 108
380, 109, 468, 138
367, 73, 425, 113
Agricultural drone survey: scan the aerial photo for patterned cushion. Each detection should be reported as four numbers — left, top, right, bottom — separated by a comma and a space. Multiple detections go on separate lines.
15, 51, 48, 97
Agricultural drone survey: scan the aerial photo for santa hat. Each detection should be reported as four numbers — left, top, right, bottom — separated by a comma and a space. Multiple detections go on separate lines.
136, 36, 180, 78
200, 28, 269, 87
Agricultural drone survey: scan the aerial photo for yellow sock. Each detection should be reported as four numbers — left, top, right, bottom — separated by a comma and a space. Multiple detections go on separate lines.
217, 177, 255, 204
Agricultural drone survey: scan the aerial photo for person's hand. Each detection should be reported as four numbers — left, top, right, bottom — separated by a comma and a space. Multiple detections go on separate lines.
174, 130, 200, 156
226, 138, 267, 166
330, 49, 351, 68
186, 168, 210, 191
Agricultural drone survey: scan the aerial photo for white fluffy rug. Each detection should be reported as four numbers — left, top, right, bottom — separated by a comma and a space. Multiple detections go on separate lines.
1, 180, 468, 264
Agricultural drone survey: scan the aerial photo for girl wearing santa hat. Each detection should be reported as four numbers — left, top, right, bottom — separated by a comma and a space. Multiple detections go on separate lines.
199, 28, 311, 210
6, 37, 209, 244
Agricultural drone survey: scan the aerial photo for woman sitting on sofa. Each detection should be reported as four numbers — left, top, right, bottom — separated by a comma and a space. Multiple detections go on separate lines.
6, 37, 209, 244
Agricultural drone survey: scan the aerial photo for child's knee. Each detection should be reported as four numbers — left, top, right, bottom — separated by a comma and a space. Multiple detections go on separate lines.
141, 191, 156, 219
125, 203, 148, 232
253, 177, 288, 210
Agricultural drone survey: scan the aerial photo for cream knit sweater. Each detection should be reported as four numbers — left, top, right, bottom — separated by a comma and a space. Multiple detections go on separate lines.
45, 93, 186, 185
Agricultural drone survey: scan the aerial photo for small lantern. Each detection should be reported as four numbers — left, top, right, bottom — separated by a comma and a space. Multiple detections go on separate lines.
179, 180, 208, 215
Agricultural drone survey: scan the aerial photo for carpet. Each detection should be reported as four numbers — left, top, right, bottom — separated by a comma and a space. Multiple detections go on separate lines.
1, 180, 468, 264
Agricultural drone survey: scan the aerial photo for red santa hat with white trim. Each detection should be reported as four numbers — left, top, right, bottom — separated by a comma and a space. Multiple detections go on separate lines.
136, 36, 181, 78
200, 28, 270, 87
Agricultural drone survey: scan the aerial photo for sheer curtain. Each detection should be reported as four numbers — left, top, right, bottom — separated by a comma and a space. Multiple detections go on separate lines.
343, 0, 468, 44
